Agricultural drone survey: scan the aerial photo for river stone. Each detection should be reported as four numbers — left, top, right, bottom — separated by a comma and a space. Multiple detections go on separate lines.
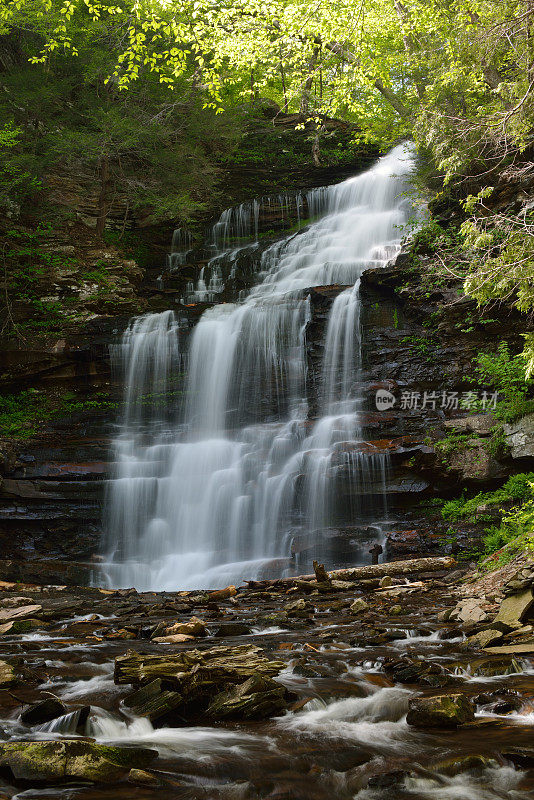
114, 643, 286, 722
350, 599, 368, 615
0, 618, 44, 635
467, 657, 522, 677
21, 698, 66, 726
483, 641, 534, 655
123, 679, 183, 723
152, 633, 195, 644
504, 413, 534, 458
0, 604, 42, 622
128, 768, 160, 786
206, 674, 289, 720
285, 598, 307, 613
432, 754, 494, 776
0, 596, 33, 607
449, 598, 488, 624
406, 694, 475, 728
467, 628, 503, 649
493, 588, 534, 629
0, 740, 158, 782
0, 660, 15, 687
164, 616, 207, 637
214, 622, 252, 636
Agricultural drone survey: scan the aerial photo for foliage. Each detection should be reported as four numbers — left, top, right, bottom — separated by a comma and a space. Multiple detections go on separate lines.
0, 388, 117, 438
0, 389, 52, 438
441, 471, 534, 522
471, 341, 534, 422
481, 496, 534, 567
435, 431, 473, 458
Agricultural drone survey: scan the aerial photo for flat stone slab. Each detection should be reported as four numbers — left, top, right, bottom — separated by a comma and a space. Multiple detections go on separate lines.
494, 588, 534, 629
483, 641, 534, 655
0, 604, 42, 622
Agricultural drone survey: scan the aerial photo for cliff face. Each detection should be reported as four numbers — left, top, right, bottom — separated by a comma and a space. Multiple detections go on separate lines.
1, 137, 533, 585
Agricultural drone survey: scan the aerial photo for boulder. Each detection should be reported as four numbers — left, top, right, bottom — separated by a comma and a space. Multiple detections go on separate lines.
467, 629, 503, 649
349, 599, 368, 615
152, 633, 195, 644
504, 413, 534, 458
484, 641, 534, 655
213, 622, 252, 637
115, 645, 286, 721
163, 616, 207, 637
285, 598, 307, 614
446, 442, 496, 482
0, 740, 157, 783
0, 604, 42, 622
21, 698, 66, 726
0, 618, 44, 635
406, 693, 475, 728
449, 598, 488, 625
0, 596, 33, 608
123, 679, 183, 723
466, 657, 522, 677
208, 586, 237, 602
383, 657, 455, 687
0, 660, 15, 688
206, 674, 290, 720
494, 588, 534, 629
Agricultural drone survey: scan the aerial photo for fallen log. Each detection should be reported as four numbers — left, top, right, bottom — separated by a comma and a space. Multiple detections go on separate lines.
244, 556, 456, 590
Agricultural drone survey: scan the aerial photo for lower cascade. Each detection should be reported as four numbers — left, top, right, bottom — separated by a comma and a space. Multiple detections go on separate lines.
103, 144, 415, 591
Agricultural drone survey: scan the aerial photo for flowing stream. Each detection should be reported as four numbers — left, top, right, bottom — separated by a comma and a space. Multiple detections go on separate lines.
103, 144, 415, 591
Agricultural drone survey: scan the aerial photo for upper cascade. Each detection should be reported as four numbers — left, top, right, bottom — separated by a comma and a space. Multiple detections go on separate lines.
103, 143, 416, 591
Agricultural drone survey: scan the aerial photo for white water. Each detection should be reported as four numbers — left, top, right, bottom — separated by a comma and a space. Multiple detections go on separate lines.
103, 144, 415, 590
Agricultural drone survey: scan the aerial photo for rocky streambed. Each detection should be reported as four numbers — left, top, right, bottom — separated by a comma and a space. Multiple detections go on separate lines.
0, 560, 532, 799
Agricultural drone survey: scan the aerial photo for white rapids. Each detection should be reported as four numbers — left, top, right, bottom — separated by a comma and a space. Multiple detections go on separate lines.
102, 144, 415, 590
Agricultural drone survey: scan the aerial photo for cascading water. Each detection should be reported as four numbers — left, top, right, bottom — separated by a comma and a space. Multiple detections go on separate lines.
103, 144, 415, 590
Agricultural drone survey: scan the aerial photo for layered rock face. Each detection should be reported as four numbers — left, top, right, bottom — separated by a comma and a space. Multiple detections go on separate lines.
2, 155, 533, 585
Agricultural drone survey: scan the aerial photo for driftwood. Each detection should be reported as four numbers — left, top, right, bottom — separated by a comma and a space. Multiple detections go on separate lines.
313, 561, 330, 583
245, 556, 456, 590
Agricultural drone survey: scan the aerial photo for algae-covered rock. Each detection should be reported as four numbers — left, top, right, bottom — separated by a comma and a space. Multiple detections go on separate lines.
0, 740, 158, 782
115, 644, 287, 722
206, 674, 290, 719
0, 660, 15, 688
349, 598, 368, 615
406, 693, 474, 728
123, 678, 183, 723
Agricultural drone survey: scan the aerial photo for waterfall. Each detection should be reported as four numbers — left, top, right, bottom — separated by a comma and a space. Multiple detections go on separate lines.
103, 144, 415, 591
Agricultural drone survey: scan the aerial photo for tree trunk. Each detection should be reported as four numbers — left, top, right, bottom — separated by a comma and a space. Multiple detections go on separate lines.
300, 45, 319, 115
246, 556, 456, 588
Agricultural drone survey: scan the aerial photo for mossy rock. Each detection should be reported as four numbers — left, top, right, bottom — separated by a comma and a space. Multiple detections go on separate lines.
406, 693, 475, 728
0, 740, 158, 783
0, 660, 15, 688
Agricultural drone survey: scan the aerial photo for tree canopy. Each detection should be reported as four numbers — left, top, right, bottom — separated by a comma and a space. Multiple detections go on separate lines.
0, 0, 533, 351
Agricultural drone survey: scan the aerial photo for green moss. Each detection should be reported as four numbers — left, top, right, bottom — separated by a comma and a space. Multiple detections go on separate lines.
441, 472, 534, 523
0, 389, 117, 439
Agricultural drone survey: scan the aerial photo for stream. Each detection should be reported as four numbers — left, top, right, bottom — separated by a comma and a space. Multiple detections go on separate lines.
0, 580, 532, 799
